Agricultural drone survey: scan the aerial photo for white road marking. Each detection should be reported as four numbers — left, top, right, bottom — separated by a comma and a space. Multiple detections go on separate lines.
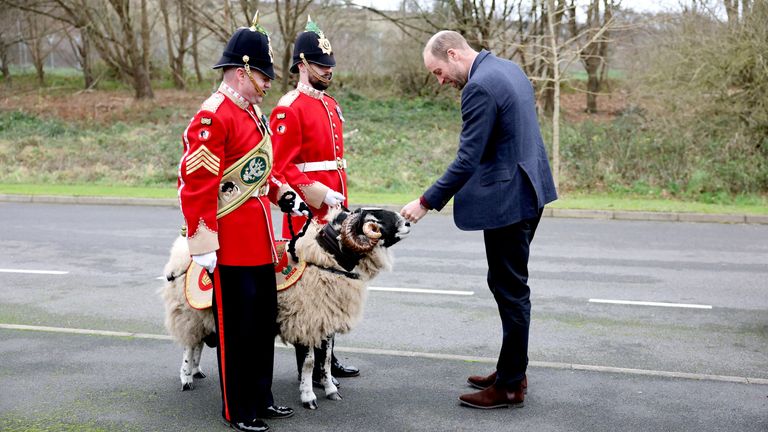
2, 322, 765, 385
0, 268, 69, 275
368, 286, 474, 296
589, 298, 713, 309
0, 323, 170, 340
153, 278, 475, 296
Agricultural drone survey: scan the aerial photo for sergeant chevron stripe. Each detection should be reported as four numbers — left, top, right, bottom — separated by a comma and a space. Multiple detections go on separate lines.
186, 145, 220, 175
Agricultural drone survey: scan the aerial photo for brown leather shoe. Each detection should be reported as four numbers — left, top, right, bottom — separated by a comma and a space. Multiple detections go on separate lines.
459, 383, 524, 409
467, 371, 528, 393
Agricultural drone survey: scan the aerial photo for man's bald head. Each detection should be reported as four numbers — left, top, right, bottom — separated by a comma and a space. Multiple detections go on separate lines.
424, 30, 473, 62
423, 30, 478, 90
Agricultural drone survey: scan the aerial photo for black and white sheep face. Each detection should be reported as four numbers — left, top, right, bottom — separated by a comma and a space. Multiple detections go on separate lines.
360, 207, 410, 247
333, 207, 410, 248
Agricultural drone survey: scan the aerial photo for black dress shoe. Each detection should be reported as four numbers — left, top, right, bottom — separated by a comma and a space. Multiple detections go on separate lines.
258, 405, 294, 419
228, 418, 270, 432
331, 358, 360, 377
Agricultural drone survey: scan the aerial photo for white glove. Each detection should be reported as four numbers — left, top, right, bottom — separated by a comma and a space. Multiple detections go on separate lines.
323, 190, 345, 207
192, 252, 217, 273
292, 194, 310, 217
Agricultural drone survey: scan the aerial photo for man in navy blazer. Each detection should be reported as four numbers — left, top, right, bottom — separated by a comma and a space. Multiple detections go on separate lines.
401, 31, 557, 409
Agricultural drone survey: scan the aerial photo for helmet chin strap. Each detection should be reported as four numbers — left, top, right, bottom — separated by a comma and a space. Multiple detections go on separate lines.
242, 55, 266, 97
300, 53, 331, 86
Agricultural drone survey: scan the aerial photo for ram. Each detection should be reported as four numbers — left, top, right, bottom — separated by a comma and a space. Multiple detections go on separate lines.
160, 207, 410, 409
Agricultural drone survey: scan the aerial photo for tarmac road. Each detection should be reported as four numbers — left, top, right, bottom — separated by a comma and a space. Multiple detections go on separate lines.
0, 201, 766, 432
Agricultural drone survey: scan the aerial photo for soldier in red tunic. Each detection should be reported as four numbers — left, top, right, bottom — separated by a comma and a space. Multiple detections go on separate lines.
270, 17, 360, 387
178, 16, 305, 432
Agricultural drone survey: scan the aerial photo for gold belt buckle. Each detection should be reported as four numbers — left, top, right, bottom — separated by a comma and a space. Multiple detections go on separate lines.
336, 157, 344, 170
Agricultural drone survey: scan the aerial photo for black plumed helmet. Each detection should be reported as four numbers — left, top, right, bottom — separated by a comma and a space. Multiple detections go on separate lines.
212, 15, 275, 80
290, 16, 335, 74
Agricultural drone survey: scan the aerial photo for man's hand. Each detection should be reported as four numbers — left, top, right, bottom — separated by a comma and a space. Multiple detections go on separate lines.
192, 252, 217, 273
400, 199, 428, 224
323, 190, 346, 207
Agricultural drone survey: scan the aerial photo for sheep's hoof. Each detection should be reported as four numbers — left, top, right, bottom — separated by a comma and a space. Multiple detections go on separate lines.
182, 382, 194, 391
327, 392, 342, 401
193, 371, 206, 379
303, 400, 318, 410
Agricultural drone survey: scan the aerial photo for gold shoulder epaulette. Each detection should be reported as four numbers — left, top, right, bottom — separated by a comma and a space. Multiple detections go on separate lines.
201, 92, 225, 113
277, 90, 300, 107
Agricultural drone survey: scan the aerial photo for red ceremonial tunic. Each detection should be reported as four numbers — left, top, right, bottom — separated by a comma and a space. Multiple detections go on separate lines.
270, 82, 348, 238
178, 83, 292, 266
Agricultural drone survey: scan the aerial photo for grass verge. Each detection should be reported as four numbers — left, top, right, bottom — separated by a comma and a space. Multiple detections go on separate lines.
1, 183, 765, 215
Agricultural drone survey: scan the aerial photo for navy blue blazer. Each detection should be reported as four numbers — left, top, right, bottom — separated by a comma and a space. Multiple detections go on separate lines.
423, 50, 557, 231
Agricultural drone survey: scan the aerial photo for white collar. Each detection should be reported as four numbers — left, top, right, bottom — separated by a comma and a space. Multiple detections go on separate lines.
218, 82, 250, 110
297, 82, 325, 100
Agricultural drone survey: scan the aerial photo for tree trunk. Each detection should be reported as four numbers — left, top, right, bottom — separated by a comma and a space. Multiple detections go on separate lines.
20, 13, 47, 86
275, 0, 314, 93
0, 42, 10, 84
80, 27, 94, 89
546, 0, 560, 192
541, 0, 555, 117
64, 23, 95, 89
579, 0, 613, 114
191, 12, 202, 83
281, 44, 291, 92
112, 0, 153, 98
586, 68, 599, 113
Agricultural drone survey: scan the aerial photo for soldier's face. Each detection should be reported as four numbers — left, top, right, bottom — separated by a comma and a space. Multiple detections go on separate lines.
303, 63, 333, 91
238, 68, 272, 104
424, 52, 467, 90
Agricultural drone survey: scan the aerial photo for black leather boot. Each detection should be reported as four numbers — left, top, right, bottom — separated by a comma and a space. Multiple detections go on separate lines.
329, 336, 360, 377
331, 354, 360, 377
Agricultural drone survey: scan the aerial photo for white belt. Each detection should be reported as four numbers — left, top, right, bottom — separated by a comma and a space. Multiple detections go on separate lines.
296, 158, 347, 172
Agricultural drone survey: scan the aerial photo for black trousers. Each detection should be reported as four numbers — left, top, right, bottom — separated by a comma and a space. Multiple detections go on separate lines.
212, 264, 277, 423
483, 211, 542, 389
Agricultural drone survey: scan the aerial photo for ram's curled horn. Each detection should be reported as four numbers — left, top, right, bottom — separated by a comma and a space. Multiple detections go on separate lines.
362, 221, 382, 239
340, 212, 379, 253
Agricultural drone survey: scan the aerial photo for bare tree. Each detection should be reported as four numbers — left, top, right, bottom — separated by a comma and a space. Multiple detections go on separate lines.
160, 0, 191, 89
4, 0, 155, 97
724, 0, 752, 24
183, 0, 262, 44
546, 0, 561, 191
274, 0, 314, 92
577, 0, 616, 113
86, 0, 155, 98
181, 0, 262, 84
18, 10, 65, 86
0, 8, 25, 83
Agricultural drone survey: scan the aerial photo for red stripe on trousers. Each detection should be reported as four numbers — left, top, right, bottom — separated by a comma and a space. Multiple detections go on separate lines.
213, 269, 230, 421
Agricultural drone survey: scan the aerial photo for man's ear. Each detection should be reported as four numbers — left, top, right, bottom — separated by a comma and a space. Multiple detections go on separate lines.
447, 48, 457, 61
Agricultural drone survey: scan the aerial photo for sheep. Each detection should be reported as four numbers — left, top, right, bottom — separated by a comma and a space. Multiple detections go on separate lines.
159, 207, 410, 409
